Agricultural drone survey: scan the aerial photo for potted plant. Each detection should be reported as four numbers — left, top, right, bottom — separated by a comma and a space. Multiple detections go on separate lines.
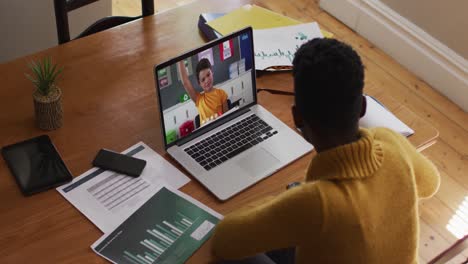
26, 57, 64, 130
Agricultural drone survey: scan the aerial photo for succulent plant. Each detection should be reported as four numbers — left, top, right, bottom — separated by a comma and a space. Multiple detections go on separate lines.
26, 56, 63, 96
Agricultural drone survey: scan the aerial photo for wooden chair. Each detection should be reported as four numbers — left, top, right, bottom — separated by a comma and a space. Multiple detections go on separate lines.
53, 0, 154, 44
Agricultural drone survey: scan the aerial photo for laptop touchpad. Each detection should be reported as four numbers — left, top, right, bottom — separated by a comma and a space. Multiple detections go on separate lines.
237, 148, 279, 178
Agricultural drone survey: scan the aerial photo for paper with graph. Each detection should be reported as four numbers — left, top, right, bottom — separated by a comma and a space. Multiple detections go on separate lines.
57, 142, 190, 233
92, 186, 222, 264
253, 22, 324, 70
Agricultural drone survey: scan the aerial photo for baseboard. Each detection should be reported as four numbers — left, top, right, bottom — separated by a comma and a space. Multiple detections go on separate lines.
319, 0, 468, 112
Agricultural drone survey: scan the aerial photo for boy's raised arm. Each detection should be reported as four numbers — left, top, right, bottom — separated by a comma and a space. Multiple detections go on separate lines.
177, 61, 198, 102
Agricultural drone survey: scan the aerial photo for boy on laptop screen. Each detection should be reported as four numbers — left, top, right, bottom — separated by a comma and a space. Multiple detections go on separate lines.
178, 58, 228, 126
157, 33, 254, 143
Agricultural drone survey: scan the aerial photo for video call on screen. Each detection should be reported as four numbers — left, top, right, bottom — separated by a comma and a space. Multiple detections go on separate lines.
158, 33, 255, 145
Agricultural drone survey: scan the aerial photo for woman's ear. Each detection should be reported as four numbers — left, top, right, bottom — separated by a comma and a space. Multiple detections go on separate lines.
360, 95, 367, 118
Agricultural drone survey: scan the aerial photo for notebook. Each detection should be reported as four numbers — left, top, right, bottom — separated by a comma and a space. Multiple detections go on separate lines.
154, 27, 312, 200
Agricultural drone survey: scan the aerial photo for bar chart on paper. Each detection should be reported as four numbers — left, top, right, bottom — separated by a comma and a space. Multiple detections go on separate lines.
127, 213, 198, 263
92, 187, 221, 264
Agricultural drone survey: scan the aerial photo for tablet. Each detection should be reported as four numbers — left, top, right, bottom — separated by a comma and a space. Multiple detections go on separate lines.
1, 135, 72, 196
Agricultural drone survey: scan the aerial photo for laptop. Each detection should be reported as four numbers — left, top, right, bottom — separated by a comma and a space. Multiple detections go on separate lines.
154, 27, 312, 201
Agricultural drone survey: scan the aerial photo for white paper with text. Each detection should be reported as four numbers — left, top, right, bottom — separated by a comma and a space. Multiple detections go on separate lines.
57, 142, 190, 233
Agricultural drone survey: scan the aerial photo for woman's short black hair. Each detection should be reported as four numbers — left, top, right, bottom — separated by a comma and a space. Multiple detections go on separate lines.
196, 58, 212, 83
292, 38, 364, 132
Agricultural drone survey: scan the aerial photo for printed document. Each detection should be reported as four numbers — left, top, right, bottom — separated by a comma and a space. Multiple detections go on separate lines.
253, 22, 324, 70
57, 142, 190, 233
92, 185, 222, 264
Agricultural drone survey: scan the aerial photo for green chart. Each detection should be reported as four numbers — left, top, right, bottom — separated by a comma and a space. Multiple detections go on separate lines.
93, 187, 221, 264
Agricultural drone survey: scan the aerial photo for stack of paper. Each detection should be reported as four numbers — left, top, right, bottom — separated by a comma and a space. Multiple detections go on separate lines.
57, 142, 222, 263
203, 4, 330, 71
206, 4, 332, 37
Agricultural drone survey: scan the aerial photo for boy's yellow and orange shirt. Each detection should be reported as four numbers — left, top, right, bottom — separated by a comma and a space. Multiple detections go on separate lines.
212, 127, 440, 263
195, 88, 228, 124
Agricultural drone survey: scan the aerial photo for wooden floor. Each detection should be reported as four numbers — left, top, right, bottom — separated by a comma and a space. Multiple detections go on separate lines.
113, 0, 468, 263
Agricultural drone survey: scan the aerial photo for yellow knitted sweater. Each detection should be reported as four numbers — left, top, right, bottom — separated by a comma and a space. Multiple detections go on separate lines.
212, 128, 440, 263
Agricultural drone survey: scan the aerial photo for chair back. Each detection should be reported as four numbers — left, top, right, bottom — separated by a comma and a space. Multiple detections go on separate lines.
53, 0, 154, 44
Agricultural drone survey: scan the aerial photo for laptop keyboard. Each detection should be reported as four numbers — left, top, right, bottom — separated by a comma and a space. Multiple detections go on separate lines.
184, 114, 278, 171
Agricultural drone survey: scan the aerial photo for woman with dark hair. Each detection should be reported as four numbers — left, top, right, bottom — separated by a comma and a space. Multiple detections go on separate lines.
211, 38, 440, 264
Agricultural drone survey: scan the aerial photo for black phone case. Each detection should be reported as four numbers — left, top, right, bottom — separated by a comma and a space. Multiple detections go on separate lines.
92, 149, 146, 177
1, 135, 73, 196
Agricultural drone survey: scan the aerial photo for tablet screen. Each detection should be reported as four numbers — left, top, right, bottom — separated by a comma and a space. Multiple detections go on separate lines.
1, 135, 72, 196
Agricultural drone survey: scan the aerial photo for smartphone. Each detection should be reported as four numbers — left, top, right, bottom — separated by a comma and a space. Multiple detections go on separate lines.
92, 149, 146, 177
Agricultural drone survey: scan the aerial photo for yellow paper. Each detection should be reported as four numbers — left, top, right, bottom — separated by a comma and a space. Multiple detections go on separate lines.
322, 29, 333, 38
207, 4, 333, 38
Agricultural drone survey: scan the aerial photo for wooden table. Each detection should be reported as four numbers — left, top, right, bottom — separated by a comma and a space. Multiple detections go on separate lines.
0, 0, 438, 263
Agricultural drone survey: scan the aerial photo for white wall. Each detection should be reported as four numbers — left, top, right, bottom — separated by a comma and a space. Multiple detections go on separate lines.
380, 0, 468, 60
0, 0, 111, 63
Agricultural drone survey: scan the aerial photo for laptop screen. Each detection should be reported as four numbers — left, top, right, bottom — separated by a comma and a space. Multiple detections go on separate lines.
154, 28, 256, 148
